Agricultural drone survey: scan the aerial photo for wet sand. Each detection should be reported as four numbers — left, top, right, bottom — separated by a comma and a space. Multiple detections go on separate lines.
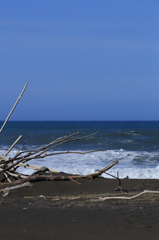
0, 176, 159, 240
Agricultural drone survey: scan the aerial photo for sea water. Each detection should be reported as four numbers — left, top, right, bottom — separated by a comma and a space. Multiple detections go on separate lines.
0, 121, 159, 179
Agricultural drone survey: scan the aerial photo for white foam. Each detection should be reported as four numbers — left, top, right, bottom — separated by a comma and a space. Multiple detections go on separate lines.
1, 149, 159, 179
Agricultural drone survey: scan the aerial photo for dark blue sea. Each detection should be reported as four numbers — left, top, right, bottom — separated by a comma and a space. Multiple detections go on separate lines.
0, 121, 159, 179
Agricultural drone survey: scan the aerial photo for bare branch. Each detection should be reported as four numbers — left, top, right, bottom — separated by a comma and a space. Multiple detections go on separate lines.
0, 157, 25, 174
0, 83, 28, 133
5, 135, 22, 157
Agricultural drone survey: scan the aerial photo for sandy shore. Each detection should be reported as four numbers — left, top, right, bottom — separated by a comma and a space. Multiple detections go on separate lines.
0, 176, 159, 240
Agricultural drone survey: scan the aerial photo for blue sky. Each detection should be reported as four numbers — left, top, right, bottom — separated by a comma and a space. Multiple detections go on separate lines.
0, 0, 159, 120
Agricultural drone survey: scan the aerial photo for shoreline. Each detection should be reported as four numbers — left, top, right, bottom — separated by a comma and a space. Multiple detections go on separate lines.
0, 177, 159, 239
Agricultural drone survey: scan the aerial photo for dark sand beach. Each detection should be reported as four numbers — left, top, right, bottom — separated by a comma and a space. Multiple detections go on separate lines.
0, 176, 159, 240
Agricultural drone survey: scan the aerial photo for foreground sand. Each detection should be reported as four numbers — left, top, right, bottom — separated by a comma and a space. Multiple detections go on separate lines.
0, 176, 159, 240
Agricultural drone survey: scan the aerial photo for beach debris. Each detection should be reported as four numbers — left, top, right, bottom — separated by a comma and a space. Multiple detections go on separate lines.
0, 83, 28, 134
0, 83, 121, 191
0, 182, 33, 193
3, 192, 9, 197
39, 195, 46, 199
92, 190, 159, 201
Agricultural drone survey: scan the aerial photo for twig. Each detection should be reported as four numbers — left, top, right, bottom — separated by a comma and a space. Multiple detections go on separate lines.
16, 131, 100, 163
5, 132, 80, 164
12, 140, 27, 159
0, 182, 32, 193
3, 172, 11, 183
35, 148, 110, 157
68, 159, 119, 181
0, 157, 25, 174
17, 149, 110, 163
34, 132, 80, 154
94, 190, 159, 201
0, 83, 28, 133
36, 131, 99, 157
5, 170, 28, 179
5, 135, 22, 157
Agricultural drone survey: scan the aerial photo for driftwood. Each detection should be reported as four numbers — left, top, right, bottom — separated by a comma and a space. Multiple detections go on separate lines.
93, 190, 159, 201
4, 135, 22, 157
0, 83, 121, 191
0, 182, 33, 193
0, 83, 28, 133
0, 159, 119, 188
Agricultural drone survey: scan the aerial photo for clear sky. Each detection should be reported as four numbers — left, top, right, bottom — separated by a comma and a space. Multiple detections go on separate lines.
0, 0, 159, 121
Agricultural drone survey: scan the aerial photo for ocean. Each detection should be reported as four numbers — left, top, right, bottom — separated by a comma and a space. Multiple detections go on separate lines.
0, 121, 159, 179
